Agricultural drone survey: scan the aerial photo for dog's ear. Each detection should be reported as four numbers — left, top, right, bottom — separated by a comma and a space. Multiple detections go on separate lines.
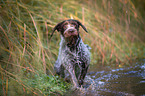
74, 20, 88, 33
50, 21, 64, 38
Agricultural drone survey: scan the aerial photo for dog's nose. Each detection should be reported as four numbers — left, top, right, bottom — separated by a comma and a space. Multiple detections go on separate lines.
69, 29, 75, 33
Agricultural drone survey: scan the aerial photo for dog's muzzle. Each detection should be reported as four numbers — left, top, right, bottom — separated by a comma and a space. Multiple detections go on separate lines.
64, 28, 78, 37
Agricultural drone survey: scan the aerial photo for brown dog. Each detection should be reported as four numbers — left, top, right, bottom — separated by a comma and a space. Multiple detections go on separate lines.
51, 19, 91, 88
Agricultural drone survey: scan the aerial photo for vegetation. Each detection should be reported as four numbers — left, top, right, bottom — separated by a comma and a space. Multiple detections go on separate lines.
0, 0, 145, 95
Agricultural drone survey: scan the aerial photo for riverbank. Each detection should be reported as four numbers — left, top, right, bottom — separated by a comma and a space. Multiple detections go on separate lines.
0, 0, 145, 95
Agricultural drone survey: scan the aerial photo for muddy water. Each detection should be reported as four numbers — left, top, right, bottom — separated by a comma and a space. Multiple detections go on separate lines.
65, 59, 145, 96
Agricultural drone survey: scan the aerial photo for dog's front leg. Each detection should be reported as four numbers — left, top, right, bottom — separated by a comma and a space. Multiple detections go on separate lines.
68, 67, 79, 88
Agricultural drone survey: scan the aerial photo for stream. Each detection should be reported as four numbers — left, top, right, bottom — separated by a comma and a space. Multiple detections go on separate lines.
65, 59, 145, 96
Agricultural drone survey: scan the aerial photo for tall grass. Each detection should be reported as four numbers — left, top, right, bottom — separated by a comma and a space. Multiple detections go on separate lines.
0, 0, 145, 95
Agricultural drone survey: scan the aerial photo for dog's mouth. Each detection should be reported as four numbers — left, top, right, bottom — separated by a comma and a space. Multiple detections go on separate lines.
63, 28, 80, 48
66, 35, 80, 48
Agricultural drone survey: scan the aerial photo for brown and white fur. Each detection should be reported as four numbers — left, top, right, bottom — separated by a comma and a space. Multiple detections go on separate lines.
51, 19, 91, 88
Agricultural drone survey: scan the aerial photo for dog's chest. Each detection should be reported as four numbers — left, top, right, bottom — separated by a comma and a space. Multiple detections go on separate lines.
60, 45, 89, 65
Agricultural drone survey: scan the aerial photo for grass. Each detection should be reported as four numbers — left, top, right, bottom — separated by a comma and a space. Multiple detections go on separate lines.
0, 0, 145, 95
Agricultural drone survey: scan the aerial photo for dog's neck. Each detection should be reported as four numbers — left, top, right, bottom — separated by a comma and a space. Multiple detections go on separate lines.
66, 35, 80, 47
60, 35, 81, 51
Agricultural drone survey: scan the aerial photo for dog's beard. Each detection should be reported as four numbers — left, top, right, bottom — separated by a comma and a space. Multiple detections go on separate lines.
66, 35, 79, 48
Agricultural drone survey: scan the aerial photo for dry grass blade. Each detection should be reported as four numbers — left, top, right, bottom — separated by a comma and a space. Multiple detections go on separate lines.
0, 0, 145, 95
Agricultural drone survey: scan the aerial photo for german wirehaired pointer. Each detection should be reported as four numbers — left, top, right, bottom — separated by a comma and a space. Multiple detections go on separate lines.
51, 19, 91, 88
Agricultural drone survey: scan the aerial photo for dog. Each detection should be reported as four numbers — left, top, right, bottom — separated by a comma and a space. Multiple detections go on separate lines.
51, 19, 91, 88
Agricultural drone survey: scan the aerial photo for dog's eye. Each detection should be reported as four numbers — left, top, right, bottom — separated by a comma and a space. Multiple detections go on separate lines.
71, 23, 77, 28
72, 25, 76, 27
71, 23, 76, 26
63, 25, 67, 29
70, 24, 76, 27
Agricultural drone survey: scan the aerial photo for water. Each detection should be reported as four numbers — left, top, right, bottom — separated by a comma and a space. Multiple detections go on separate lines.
66, 60, 145, 96
88, 60, 145, 96
102, 66, 145, 96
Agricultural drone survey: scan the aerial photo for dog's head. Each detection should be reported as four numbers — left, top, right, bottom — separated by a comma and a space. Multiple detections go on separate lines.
51, 19, 88, 47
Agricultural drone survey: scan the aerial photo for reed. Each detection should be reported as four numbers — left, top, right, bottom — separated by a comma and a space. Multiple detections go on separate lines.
0, 0, 144, 95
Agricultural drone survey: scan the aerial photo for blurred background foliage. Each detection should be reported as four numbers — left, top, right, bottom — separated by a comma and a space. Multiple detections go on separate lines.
0, 0, 145, 95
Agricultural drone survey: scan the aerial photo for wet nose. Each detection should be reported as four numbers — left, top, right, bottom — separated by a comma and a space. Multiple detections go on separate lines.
69, 29, 74, 33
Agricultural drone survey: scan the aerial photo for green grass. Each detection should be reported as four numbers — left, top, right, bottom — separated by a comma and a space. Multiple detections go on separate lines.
0, 0, 145, 95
